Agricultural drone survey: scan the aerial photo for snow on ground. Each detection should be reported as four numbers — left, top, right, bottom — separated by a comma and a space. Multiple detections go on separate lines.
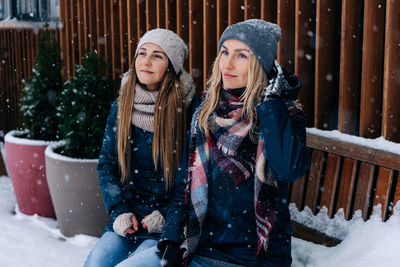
1, 173, 400, 267
0, 175, 97, 267
1, 137, 400, 267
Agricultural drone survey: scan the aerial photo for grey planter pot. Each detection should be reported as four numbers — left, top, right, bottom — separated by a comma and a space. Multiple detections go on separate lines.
45, 141, 109, 237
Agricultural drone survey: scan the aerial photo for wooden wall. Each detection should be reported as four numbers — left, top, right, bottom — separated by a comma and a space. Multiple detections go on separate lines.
2, 0, 399, 142
0, 24, 59, 132
57, 0, 400, 144
0, 0, 399, 219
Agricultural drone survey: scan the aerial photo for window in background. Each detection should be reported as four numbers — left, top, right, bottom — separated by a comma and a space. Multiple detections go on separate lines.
0, 0, 12, 20
15, 0, 59, 21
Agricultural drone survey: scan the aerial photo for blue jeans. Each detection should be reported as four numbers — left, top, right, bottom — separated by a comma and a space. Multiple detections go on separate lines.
189, 256, 245, 267
84, 231, 160, 267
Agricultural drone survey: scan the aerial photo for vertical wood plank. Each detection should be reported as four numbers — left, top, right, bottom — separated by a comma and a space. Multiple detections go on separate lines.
177, 0, 189, 71
20, 31, 28, 83
335, 158, 357, 219
146, 0, 157, 30
103, 0, 112, 63
70, 0, 79, 67
382, 0, 400, 143
156, 0, 166, 28
127, 0, 138, 68
119, 0, 129, 75
165, 0, 177, 31
314, 0, 340, 130
13, 30, 22, 95
77, 0, 84, 60
353, 162, 375, 220
26, 31, 33, 78
137, 0, 147, 39
203, 0, 217, 91
244, 0, 260, 20
228, 0, 244, 25
189, 0, 203, 92
0, 30, 5, 131
277, 0, 295, 69
110, 0, 121, 78
304, 150, 325, 213
96, 0, 106, 59
63, 0, 72, 78
338, 0, 362, 135
87, 0, 97, 52
216, 0, 228, 44
176, 0, 189, 43
359, 0, 385, 139
290, 175, 307, 210
8, 30, 17, 126
320, 154, 341, 217
373, 167, 393, 219
261, 0, 277, 23
295, 0, 315, 127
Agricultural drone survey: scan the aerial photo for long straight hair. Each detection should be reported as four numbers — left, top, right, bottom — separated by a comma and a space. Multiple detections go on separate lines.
198, 52, 269, 134
117, 61, 187, 191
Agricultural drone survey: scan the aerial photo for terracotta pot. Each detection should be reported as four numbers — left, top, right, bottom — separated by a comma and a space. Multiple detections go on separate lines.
45, 142, 109, 237
4, 130, 55, 217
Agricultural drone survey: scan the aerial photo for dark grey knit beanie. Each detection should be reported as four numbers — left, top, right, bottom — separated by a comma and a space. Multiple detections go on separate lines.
218, 19, 281, 76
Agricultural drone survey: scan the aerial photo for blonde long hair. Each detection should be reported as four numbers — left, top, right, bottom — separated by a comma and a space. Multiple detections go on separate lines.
117, 61, 187, 191
199, 52, 269, 134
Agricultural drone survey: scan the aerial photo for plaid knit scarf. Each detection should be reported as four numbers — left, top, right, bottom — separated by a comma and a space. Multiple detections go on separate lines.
183, 87, 278, 263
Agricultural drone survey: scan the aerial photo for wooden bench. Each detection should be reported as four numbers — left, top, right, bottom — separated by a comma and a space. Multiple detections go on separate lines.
290, 129, 400, 245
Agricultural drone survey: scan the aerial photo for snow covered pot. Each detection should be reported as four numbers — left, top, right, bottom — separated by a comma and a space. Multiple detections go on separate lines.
44, 52, 116, 237
5, 131, 56, 217
4, 24, 62, 218
45, 142, 108, 237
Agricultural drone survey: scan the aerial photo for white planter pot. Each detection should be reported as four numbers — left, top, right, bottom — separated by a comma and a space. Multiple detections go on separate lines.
45, 141, 109, 237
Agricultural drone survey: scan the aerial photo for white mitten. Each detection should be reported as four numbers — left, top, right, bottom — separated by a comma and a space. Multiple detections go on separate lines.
142, 210, 165, 233
113, 212, 134, 237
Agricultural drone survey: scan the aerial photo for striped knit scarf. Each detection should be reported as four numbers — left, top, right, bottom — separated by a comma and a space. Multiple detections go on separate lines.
183, 87, 278, 264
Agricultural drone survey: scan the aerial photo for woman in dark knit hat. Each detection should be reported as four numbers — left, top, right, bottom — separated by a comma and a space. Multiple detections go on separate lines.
84, 28, 196, 267
156, 19, 311, 267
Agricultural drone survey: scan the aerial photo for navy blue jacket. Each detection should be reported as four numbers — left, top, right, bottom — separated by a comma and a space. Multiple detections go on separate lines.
98, 97, 200, 236
97, 101, 169, 236
161, 68, 311, 266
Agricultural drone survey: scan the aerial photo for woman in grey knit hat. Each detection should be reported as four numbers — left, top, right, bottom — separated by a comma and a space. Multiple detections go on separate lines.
155, 19, 311, 267
84, 28, 197, 267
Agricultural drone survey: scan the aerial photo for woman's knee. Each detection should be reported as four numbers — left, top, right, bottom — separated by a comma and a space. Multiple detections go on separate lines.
84, 231, 130, 267
116, 245, 160, 267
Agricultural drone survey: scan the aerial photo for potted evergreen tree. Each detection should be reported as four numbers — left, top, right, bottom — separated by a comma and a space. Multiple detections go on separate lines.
4, 24, 62, 217
45, 51, 116, 237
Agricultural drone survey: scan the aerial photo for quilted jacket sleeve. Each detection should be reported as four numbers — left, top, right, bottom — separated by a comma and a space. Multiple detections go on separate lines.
97, 101, 131, 226
256, 98, 311, 182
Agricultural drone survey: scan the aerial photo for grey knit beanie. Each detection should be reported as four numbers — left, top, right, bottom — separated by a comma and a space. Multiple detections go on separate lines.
218, 19, 281, 76
135, 28, 188, 75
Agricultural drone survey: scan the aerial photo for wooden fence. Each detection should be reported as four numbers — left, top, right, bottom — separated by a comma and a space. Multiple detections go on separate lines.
0, 0, 399, 221
0, 22, 59, 132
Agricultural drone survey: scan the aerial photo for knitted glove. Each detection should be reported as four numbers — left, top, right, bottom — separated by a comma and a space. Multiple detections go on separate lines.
142, 210, 165, 233
157, 241, 184, 267
113, 212, 134, 237
263, 60, 289, 101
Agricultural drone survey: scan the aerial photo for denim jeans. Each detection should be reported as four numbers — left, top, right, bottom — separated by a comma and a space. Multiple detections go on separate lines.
84, 231, 159, 267
189, 255, 245, 267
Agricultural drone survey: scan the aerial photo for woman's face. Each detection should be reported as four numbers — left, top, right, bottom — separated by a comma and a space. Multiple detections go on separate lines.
219, 39, 251, 89
135, 43, 169, 91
